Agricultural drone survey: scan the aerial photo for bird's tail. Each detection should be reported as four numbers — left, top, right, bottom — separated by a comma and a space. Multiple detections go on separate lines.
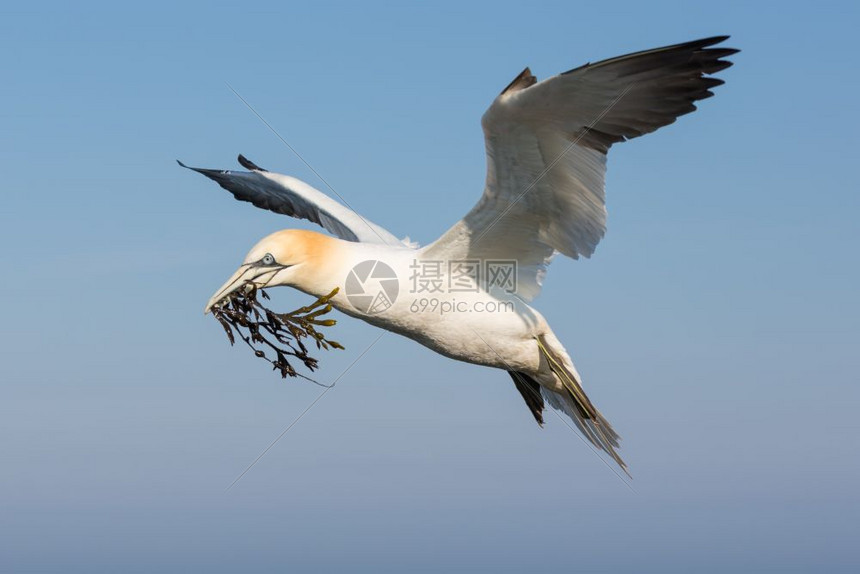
536, 334, 629, 476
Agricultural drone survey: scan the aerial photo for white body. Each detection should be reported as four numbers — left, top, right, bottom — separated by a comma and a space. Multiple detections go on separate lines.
320, 241, 549, 376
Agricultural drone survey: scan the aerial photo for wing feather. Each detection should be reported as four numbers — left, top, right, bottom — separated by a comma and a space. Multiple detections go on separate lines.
424, 36, 737, 299
178, 156, 401, 245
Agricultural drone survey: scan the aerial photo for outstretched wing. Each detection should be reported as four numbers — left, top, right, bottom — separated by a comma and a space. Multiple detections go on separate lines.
423, 36, 738, 300
179, 155, 402, 245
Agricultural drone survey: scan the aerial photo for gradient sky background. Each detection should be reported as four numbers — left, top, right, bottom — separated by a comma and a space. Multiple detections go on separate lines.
2, 1, 859, 572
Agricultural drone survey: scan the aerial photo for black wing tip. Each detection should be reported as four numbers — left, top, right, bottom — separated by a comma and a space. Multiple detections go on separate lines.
658, 35, 740, 63
176, 160, 230, 182
692, 36, 740, 63
178, 157, 263, 177
699, 41, 740, 75
685, 35, 736, 52
696, 34, 731, 45
237, 154, 267, 172
177, 159, 210, 173
562, 35, 738, 77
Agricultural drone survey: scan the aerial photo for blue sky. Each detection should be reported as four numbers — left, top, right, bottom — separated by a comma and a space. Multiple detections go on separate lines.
2, 1, 859, 572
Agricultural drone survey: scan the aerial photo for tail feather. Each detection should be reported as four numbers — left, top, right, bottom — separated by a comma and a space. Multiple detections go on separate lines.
537, 335, 629, 476
508, 371, 545, 426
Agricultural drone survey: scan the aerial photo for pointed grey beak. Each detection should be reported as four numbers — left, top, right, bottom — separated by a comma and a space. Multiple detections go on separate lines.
204, 264, 283, 314
204, 264, 255, 314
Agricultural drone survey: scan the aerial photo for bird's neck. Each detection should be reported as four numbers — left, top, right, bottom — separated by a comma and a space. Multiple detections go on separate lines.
287, 230, 355, 298
287, 231, 400, 319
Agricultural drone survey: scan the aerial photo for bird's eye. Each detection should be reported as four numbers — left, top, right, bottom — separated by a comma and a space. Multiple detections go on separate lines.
261, 253, 276, 265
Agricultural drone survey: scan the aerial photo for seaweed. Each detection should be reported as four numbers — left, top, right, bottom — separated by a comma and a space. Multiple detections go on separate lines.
210, 283, 344, 384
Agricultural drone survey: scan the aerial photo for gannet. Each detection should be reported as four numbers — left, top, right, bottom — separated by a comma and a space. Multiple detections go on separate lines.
180, 37, 738, 474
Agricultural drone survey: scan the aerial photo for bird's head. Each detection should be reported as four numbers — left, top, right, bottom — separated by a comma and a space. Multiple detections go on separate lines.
204, 229, 336, 313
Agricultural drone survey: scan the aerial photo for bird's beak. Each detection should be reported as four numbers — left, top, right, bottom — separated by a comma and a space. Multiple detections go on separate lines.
204, 264, 282, 314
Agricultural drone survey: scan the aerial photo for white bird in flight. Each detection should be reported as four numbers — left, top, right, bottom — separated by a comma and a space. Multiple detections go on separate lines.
180, 36, 737, 475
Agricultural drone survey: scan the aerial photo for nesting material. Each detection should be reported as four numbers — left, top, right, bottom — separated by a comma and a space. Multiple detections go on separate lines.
211, 283, 344, 382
